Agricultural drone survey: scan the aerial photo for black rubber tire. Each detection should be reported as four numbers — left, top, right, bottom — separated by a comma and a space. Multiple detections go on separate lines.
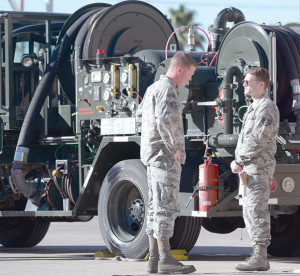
201, 217, 245, 234
0, 218, 50, 247
170, 216, 202, 253
268, 207, 300, 257
98, 159, 149, 259
98, 159, 202, 258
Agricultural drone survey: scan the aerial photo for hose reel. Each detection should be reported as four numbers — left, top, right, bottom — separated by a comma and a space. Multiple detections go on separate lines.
57, 0, 179, 104
216, 21, 300, 121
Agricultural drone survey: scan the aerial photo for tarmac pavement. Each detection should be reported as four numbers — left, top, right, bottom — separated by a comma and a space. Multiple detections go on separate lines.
1, 217, 300, 275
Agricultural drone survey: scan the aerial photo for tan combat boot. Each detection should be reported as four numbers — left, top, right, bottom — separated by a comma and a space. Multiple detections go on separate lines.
147, 236, 159, 274
157, 239, 196, 275
235, 244, 270, 271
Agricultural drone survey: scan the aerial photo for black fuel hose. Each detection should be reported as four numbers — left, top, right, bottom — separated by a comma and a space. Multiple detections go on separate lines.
273, 26, 300, 79
59, 8, 107, 100
57, 3, 111, 43
1, 33, 57, 47
16, 9, 97, 148
279, 26, 300, 54
263, 26, 299, 81
11, 22, 64, 35
262, 25, 299, 121
213, 7, 245, 30
10, 7, 105, 205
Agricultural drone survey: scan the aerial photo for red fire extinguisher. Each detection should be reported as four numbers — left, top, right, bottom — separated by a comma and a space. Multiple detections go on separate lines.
199, 153, 219, 211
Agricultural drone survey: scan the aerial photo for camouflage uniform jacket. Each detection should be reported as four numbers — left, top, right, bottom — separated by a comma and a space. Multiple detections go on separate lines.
137, 75, 186, 166
235, 93, 279, 175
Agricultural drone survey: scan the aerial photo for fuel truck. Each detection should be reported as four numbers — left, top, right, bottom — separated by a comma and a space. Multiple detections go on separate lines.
0, 1, 300, 259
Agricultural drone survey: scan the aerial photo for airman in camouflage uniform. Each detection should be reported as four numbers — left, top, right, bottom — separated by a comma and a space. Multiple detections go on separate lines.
231, 67, 279, 271
140, 74, 185, 239
138, 53, 197, 274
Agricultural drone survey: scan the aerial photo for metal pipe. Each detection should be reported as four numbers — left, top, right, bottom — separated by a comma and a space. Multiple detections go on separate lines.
208, 7, 245, 52
209, 134, 239, 147
222, 66, 241, 134
188, 26, 195, 51
42, 136, 77, 141
271, 33, 277, 104
291, 80, 300, 137
197, 101, 219, 106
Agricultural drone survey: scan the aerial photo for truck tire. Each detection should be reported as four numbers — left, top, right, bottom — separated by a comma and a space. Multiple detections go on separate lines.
0, 218, 50, 247
98, 159, 149, 259
170, 216, 202, 253
98, 159, 202, 258
268, 207, 300, 257
201, 217, 245, 234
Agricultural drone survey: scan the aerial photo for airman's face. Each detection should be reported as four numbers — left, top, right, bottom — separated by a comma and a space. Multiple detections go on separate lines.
176, 66, 196, 87
243, 73, 265, 99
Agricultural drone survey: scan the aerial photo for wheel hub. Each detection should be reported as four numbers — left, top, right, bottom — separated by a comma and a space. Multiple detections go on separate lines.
129, 199, 144, 222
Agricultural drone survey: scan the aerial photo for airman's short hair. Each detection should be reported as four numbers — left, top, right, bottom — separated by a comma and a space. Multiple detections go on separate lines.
169, 52, 197, 69
247, 67, 270, 90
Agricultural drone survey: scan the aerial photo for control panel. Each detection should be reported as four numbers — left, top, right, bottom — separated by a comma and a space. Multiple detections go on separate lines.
76, 57, 141, 135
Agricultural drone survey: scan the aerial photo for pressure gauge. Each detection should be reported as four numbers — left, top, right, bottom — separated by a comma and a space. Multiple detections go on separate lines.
103, 72, 111, 84
121, 70, 129, 84
103, 89, 112, 102
83, 75, 89, 85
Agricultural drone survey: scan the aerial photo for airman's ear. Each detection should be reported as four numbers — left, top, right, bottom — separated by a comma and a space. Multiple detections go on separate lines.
260, 81, 266, 89
177, 66, 183, 74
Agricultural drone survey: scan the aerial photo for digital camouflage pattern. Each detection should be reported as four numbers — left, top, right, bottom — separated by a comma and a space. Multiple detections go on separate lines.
146, 162, 181, 240
243, 173, 272, 247
235, 93, 279, 174
236, 93, 279, 246
137, 75, 186, 167
137, 75, 185, 240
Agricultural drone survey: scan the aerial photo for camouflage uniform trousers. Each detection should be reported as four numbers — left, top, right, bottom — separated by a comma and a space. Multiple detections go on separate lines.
242, 171, 273, 247
146, 161, 181, 240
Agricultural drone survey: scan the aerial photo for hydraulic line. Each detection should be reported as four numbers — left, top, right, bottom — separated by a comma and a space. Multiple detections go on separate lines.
209, 51, 218, 66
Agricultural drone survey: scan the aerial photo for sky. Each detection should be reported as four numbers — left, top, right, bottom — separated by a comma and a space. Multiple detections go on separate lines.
1, 0, 300, 47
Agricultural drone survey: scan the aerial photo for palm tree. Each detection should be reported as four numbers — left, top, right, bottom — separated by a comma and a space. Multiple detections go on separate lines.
169, 4, 205, 51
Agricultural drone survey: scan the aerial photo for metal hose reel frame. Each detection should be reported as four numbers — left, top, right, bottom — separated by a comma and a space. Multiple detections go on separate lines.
216, 21, 300, 121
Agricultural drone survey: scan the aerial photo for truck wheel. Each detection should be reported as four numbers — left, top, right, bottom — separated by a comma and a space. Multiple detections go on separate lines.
170, 216, 202, 252
0, 218, 50, 247
268, 207, 300, 257
98, 159, 149, 259
201, 217, 245, 234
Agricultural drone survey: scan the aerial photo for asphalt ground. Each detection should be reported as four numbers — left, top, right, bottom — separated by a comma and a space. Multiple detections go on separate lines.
1, 218, 300, 275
